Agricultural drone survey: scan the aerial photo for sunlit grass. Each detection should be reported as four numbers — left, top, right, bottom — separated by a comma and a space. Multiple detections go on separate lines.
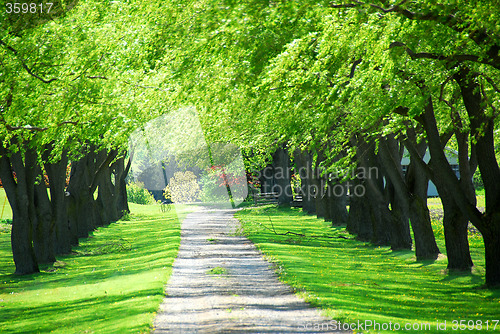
236, 205, 499, 334
0, 188, 12, 221
0, 203, 183, 333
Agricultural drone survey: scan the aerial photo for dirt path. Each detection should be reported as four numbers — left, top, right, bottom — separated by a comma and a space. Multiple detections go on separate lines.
153, 207, 348, 333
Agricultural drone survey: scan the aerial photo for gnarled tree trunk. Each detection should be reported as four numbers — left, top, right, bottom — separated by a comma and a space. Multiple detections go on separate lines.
347, 176, 374, 241
96, 150, 119, 225
33, 173, 56, 265
0, 143, 39, 274
114, 155, 131, 215
44, 150, 72, 254
381, 133, 440, 260
67, 155, 93, 239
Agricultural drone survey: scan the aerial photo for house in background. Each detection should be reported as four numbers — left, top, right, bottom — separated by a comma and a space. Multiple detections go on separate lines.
400, 148, 460, 197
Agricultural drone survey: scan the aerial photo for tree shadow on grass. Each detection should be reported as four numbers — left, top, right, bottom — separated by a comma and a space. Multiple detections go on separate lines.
440, 271, 484, 286
1, 288, 162, 333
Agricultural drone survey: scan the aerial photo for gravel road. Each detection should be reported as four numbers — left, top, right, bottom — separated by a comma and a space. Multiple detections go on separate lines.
153, 206, 348, 334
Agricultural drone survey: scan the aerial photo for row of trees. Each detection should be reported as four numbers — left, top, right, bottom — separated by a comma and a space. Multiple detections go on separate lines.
0, 0, 174, 273
157, 1, 500, 287
0, 142, 131, 273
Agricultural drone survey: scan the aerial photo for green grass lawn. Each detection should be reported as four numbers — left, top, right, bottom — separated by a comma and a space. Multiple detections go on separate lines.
0, 188, 12, 221
236, 205, 500, 334
0, 203, 184, 334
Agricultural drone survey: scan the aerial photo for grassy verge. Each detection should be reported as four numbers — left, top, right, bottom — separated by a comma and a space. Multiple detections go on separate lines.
236, 205, 500, 334
0, 188, 12, 221
0, 203, 184, 334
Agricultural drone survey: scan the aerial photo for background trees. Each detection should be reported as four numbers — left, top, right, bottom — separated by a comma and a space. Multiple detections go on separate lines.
158, 0, 499, 287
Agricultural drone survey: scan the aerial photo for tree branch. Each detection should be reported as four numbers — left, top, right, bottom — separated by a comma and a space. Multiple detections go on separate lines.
86, 76, 108, 80
349, 57, 362, 79
89, 149, 118, 194
1, 89, 79, 132
330, 1, 452, 22
0, 39, 58, 84
389, 41, 497, 68
330, 2, 360, 9
330, 1, 500, 68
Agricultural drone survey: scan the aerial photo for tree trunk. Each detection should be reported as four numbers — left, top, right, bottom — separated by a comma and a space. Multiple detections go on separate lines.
379, 135, 433, 255
11, 201, 39, 274
409, 196, 440, 259
272, 148, 293, 205
406, 140, 440, 260
387, 183, 412, 251
366, 168, 391, 246
483, 223, 500, 288
327, 180, 348, 225
313, 151, 330, 220
33, 177, 56, 265
0, 145, 39, 274
354, 137, 393, 246
354, 200, 374, 241
115, 155, 131, 215
293, 149, 315, 214
67, 154, 96, 238
372, 203, 391, 246
441, 194, 473, 271
97, 150, 119, 225
347, 177, 373, 241
312, 176, 326, 218
405, 122, 472, 268
346, 197, 359, 235
44, 151, 72, 254
322, 191, 332, 222
415, 73, 499, 286
303, 153, 316, 214
454, 68, 500, 286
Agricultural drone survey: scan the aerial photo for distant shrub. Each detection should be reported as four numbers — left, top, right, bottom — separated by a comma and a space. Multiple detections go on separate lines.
199, 170, 228, 202
473, 169, 484, 190
199, 165, 246, 202
163, 171, 200, 203
0, 219, 12, 225
126, 182, 156, 205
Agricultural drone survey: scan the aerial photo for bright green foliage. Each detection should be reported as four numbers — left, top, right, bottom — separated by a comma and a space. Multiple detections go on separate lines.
236, 206, 497, 333
159, 0, 499, 171
0, 0, 176, 162
157, 0, 326, 168
126, 182, 157, 205
0, 203, 182, 334
164, 171, 201, 203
